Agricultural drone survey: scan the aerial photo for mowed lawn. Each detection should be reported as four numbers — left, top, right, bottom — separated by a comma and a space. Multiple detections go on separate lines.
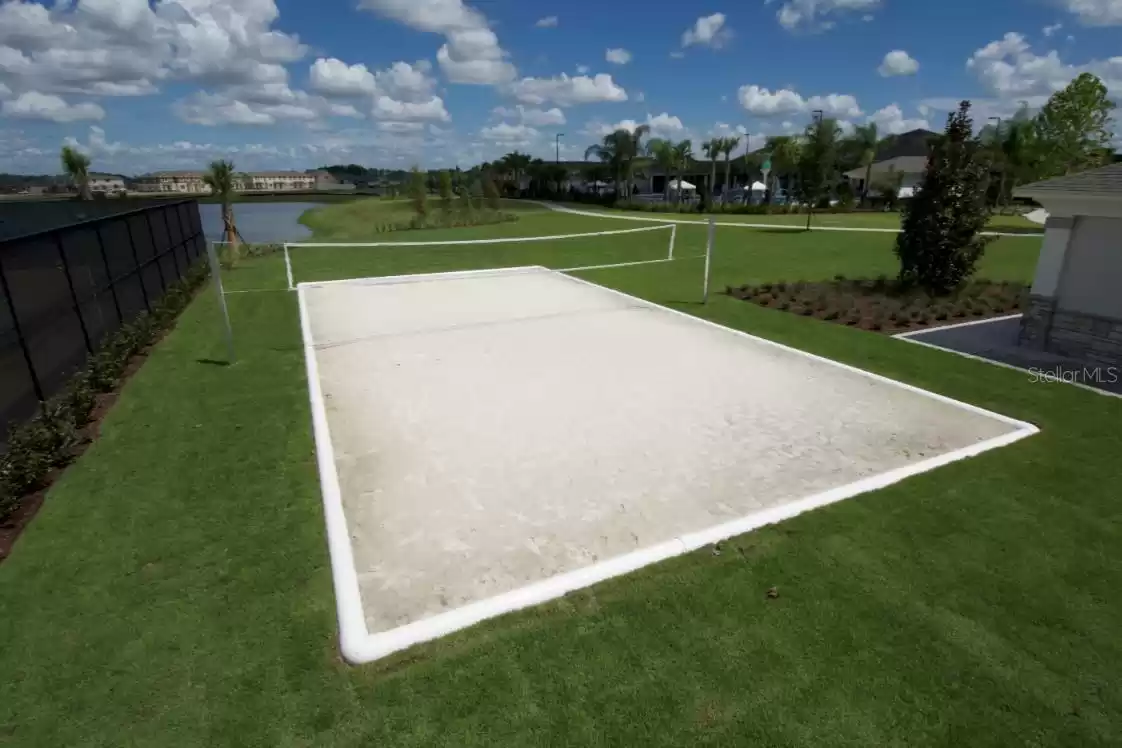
556, 202, 1045, 234
4, 202, 1122, 747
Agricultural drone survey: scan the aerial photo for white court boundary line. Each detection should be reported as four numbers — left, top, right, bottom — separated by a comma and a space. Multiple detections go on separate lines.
297, 266, 1039, 665
283, 223, 676, 290
892, 314, 1122, 400
530, 201, 1044, 239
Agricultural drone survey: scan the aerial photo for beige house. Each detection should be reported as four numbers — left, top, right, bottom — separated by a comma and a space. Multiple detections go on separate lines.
244, 171, 316, 191
843, 156, 926, 198
88, 173, 127, 195
1016, 163, 1122, 365
134, 171, 210, 193
135, 170, 318, 193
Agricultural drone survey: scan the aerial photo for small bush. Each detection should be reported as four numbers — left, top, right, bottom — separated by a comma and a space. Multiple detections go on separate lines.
0, 260, 210, 522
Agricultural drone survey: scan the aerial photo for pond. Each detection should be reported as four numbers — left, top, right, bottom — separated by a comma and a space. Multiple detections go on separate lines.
200, 202, 316, 244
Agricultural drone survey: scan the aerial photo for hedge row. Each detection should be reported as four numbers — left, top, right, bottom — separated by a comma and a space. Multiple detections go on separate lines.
0, 259, 211, 522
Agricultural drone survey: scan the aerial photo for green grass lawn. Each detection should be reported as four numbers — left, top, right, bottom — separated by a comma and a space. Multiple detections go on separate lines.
4, 209, 1122, 746
556, 203, 1045, 234
298, 198, 549, 240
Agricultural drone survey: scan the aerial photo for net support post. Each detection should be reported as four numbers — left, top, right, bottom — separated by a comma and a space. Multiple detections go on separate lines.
205, 241, 237, 365
669, 224, 677, 260
703, 217, 715, 304
284, 243, 295, 291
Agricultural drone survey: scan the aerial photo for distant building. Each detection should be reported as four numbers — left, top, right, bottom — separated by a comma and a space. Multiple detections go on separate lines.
134, 170, 322, 193
244, 171, 316, 191
134, 171, 210, 193
843, 129, 938, 198
89, 173, 127, 195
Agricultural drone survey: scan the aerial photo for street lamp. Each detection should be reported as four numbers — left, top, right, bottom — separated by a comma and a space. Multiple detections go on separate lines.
555, 132, 564, 164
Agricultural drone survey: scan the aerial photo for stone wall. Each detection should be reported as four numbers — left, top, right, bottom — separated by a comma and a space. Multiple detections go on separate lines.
1020, 294, 1122, 366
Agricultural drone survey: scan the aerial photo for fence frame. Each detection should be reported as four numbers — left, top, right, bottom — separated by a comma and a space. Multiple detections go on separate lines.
0, 199, 204, 435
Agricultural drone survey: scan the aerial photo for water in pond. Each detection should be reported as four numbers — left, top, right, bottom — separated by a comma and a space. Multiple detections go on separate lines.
200, 202, 316, 244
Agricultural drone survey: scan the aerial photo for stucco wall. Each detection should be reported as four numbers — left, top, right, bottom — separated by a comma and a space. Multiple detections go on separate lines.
1056, 216, 1122, 320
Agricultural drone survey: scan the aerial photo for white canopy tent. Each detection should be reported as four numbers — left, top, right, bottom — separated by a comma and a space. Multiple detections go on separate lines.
750, 181, 767, 192
669, 179, 696, 191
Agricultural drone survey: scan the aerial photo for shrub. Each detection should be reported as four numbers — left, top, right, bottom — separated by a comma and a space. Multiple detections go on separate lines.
894, 102, 994, 294
0, 260, 210, 523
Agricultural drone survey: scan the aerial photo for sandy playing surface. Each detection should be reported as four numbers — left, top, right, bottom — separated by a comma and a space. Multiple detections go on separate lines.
303, 269, 1025, 636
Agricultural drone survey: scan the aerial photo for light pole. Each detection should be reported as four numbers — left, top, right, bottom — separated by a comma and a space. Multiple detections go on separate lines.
555, 133, 564, 165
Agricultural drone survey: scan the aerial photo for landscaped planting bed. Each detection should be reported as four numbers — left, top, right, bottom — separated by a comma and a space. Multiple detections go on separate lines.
727, 277, 1027, 333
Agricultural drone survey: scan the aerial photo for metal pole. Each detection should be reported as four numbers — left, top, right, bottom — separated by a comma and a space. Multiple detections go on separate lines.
205, 241, 236, 364
123, 216, 151, 312
143, 210, 168, 292
703, 217, 715, 304
54, 233, 93, 353
669, 224, 677, 260
160, 204, 182, 280
555, 133, 564, 165
0, 250, 45, 403
93, 224, 123, 324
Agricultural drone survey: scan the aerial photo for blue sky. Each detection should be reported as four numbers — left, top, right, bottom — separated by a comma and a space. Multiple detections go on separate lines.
0, 0, 1119, 175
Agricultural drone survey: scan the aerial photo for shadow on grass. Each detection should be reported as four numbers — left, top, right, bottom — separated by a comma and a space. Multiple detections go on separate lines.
196, 358, 233, 367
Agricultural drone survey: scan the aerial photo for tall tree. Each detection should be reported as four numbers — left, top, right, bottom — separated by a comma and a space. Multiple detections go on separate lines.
1034, 73, 1116, 178
409, 165, 428, 220
795, 118, 842, 229
848, 123, 879, 206
702, 138, 722, 201
438, 170, 454, 216
720, 136, 741, 204
202, 160, 240, 260
586, 126, 650, 200
981, 109, 1038, 209
764, 135, 802, 204
672, 139, 694, 204
60, 146, 92, 201
895, 101, 993, 294
646, 138, 677, 202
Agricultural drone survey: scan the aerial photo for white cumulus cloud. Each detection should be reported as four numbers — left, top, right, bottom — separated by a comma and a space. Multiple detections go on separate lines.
1061, 0, 1122, 26
1, 90, 105, 122
360, 0, 517, 85
681, 13, 732, 48
535, 15, 559, 28
967, 32, 1122, 103
738, 85, 863, 118
770, 0, 882, 31
372, 94, 450, 122
867, 104, 930, 134
480, 122, 538, 143
878, 50, 920, 76
606, 48, 632, 65
492, 104, 566, 126
510, 73, 628, 107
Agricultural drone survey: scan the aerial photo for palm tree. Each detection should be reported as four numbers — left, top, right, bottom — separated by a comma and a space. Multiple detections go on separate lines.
60, 145, 92, 201
500, 151, 533, 195
586, 126, 650, 200
646, 138, 677, 202
203, 160, 241, 260
720, 136, 741, 204
765, 135, 803, 204
848, 123, 879, 206
702, 138, 722, 201
672, 139, 694, 204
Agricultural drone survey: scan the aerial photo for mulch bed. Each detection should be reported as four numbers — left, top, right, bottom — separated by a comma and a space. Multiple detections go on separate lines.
727, 277, 1027, 334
